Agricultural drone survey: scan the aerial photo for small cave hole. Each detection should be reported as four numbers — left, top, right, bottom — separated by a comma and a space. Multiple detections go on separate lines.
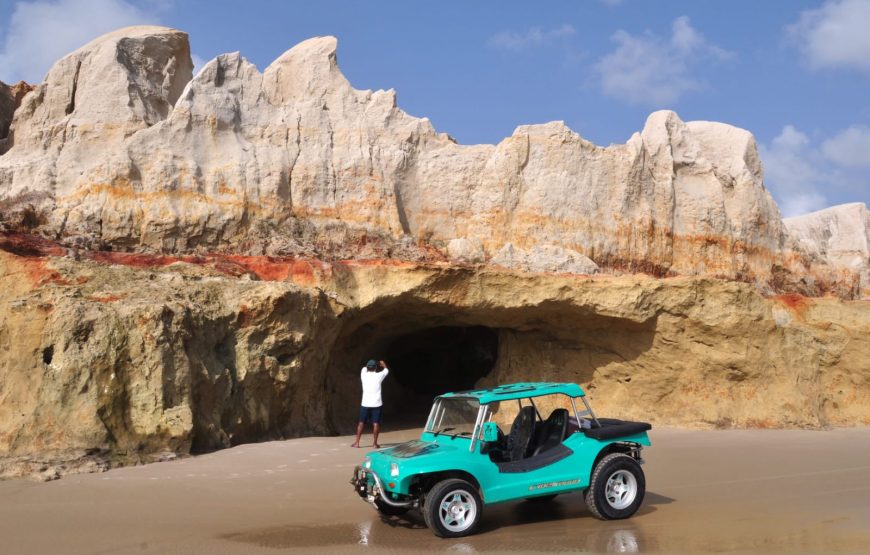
19, 205, 43, 230
42, 345, 54, 365
276, 353, 294, 365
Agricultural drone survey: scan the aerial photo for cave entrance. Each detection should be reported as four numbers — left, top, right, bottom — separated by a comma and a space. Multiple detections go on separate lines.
378, 325, 499, 426
326, 295, 659, 435
330, 322, 501, 431
382, 325, 499, 397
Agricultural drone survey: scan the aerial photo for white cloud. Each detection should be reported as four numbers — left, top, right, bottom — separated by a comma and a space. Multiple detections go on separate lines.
600, 0, 625, 5
594, 16, 732, 106
760, 124, 870, 217
821, 125, 870, 167
759, 126, 829, 217
0, 0, 161, 83
780, 192, 830, 218
488, 24, 576, 51
788, 0, 870, 71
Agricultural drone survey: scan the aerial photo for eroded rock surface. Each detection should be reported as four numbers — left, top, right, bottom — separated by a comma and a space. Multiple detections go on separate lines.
0, 82, 15, 141
1, 241, 869, 479
491, 243, 599, 274
0, 80, 34, 153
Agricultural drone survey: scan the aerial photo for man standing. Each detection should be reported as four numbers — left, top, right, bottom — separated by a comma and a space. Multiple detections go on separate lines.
351, 359, 389, 448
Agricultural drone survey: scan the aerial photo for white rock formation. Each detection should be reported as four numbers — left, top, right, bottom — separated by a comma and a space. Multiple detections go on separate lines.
0, 26, 192, 234
446, 237, 485, 264
785, 203, 870, 297
492, 243, 599, 275
0, 25, 862, 294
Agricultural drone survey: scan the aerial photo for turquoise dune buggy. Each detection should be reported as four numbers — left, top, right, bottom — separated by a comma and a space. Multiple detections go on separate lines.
351, 382, 652, 537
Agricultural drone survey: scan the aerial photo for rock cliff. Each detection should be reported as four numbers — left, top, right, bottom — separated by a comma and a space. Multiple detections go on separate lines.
0, 82, 15, 142
1, 240, 868, 479
0, 79, 34, 153
1, 27, 869, 479
785, 203, 870, 298
0, 26, 860, 296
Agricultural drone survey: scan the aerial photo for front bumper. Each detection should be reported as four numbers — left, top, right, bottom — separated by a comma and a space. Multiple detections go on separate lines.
350, 465, 417, 509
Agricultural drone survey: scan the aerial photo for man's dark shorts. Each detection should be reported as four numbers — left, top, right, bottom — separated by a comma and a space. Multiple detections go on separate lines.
359, 406, 382, 424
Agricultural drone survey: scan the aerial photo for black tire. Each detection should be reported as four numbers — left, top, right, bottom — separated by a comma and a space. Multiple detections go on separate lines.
422, 479, 483, 538
585, 453, 645, 520
525, 494, 558, 503
374, 498, 409, 516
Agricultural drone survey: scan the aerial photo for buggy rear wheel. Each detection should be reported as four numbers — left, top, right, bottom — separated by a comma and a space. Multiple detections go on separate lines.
585, 453, 645, 520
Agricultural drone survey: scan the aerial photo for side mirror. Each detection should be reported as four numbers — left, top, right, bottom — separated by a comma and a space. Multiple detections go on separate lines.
482, 422, 498, 442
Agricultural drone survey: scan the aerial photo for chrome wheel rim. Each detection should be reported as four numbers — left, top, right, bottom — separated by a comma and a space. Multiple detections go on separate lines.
605, 470, 638, 510
438, 490, 477, 532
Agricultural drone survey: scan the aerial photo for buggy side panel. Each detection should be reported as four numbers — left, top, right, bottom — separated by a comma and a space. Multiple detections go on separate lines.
481, 428, 650, 504
495, 444, 573, 473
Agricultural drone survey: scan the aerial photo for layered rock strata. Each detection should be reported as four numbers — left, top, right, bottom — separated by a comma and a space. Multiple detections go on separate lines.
1, 240, 869, 479
0, 26, 860, 296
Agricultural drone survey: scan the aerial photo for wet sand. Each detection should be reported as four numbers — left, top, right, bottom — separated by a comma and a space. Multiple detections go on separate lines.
1, 427, 869, 554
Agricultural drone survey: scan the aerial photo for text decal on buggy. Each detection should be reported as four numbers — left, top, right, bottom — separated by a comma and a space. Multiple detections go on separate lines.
529, 479, 579, 491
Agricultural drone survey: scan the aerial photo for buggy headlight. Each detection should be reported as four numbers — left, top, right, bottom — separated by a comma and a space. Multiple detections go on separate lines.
364, 457, 371, 469
390, 462, 399, 477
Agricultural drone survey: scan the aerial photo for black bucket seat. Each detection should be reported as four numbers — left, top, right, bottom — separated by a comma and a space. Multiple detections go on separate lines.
505, 406, 536, 462
531, 408, 569, 456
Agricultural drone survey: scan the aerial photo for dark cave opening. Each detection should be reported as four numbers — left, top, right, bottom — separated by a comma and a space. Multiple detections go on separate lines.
42, 345, 54, 365
380, 325, 499, 396
327, 299, 659, 433
329, 323, 502, 431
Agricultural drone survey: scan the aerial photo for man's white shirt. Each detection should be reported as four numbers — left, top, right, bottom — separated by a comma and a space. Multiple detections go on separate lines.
360, 367, 389, 407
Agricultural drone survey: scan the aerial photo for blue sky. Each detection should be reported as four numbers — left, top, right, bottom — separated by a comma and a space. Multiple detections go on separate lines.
1, 0, 868, 216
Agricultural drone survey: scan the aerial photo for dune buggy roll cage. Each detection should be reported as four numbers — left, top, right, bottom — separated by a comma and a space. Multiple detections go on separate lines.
425, 394, 601, 453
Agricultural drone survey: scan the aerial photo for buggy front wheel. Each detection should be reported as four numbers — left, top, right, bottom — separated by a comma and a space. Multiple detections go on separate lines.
423, 479, 483, 538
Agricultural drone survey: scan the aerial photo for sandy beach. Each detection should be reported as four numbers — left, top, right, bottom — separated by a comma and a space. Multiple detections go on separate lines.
1, 426, 869, 554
